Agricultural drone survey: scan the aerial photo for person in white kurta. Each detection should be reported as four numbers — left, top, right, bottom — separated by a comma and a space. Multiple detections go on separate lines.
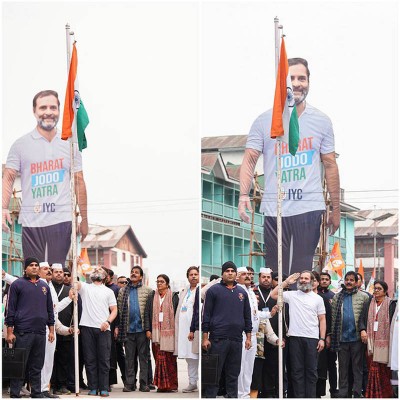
3, 263, 72, 397
174, 267, 199, 393
236, 267, 280, 399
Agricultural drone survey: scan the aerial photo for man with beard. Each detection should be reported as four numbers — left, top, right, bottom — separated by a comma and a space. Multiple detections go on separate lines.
2, 90, 88, 266
331, 271, 369, 398
202, 261, 252, 398
237, 267, 279, 398
238, 58, 340, 277
271, 271, 326, 398
75, 267, 118, 397
252, 267, 281, 398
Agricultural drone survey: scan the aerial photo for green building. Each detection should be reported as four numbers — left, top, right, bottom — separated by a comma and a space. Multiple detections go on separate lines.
201, 135, 361, 280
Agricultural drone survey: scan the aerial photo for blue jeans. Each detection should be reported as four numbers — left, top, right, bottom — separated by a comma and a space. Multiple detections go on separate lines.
204, 338, 242, 398
10, 332, 46, 397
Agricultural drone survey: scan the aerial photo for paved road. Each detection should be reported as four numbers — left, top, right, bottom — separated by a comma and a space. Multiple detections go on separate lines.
2, 359, 198, 399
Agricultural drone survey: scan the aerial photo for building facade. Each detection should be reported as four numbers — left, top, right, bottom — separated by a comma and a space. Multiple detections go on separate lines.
201, 136, 360, 280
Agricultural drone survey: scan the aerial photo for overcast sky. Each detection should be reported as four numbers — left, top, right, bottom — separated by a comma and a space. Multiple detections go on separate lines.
2, 1, 200, 286
2, 1, 399, 285
201, 0, 399, 211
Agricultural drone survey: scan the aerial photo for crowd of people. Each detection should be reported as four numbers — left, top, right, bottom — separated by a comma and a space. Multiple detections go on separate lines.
201, 262, 398, 398
2, 260, 200, 398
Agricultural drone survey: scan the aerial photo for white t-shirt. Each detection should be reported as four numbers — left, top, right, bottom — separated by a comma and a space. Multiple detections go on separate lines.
283, 290, 325, 339
6, 129, 82, 227
246, 103, 335, 217
78, 282, 117, 330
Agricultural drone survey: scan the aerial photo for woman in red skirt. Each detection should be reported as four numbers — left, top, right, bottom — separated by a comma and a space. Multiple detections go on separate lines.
359, 280, 396, 398
144, 274, 179, 392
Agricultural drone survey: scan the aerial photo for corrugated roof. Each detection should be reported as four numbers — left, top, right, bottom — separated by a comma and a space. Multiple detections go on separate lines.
354, 209, 398, 237
202, 135, 247, 150
82, 224, 147, 257
201, 152, 219, 172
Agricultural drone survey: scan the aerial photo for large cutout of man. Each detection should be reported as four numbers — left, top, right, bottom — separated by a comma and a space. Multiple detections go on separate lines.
239, 58, 340, 275
2, 90, 88, 265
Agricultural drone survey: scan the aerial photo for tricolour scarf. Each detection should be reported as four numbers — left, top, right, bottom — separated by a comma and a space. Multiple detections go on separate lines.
367, 296, 390, 364
152, 288, 175, 352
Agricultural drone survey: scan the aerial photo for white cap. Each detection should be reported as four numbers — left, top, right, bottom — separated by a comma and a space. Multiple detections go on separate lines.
39, 262, 49, 268
260, 267, 272, 274
52, 263, 63, 270
237, 267, 248, 274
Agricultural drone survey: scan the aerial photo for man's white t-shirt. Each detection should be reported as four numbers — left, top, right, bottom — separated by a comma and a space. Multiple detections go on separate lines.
246, 103, 335, 217
6, 129, 82, 227
78, 282, 117, 330
283, 290, 325, 339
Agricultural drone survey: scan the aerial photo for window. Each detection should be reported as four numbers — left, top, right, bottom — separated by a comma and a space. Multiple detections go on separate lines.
122, 252, 126, 262
111, 251, 117, 266
131, 255, 135, 268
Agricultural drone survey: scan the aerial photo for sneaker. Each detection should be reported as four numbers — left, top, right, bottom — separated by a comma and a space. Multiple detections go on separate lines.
123, 385, 135, 392
88, 390, 97, 396
100, 391, 109, 397
54, 387, 71, 395
139, 385, 150, 392
41, 392, 59, 399
20, 387, 30, 397
148, 384, 156, 390
183, 384, 198, 393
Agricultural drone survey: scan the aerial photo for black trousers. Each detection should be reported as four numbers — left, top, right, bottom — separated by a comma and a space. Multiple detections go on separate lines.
289, 336, 319, 398
124, 332, 149, 387
116, 342, 126, 382
10, 332, 46, 397
328, 349, 338, 393
81, 327, 111, 392
204, 338, 242, 398
51, 337, 72, 389
338, 341, 364, 398
264, 210, 323, 275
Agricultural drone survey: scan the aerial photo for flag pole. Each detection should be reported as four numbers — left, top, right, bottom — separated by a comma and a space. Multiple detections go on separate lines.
274, 16, 284, 400
65, 22, 80, 397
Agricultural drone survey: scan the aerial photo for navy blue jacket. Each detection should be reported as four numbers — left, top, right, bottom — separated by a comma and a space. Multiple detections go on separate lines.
202, 281, 252, 341
6, 276, 55, 334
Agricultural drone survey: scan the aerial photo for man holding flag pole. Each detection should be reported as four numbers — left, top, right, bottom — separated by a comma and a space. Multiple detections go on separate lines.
238, 17, 340, 398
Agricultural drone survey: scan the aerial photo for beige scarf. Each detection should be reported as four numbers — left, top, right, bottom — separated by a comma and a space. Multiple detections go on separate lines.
367, 296, 391, 364
152, 288, 175, 352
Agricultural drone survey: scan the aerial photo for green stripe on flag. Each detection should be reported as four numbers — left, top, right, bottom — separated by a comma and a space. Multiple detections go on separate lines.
288, 106, 299, 156
77, 100, 89, 151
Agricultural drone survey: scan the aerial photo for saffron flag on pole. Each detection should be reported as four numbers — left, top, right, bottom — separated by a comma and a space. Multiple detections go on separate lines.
326, 242, 346, 278
357, 259, 364, 281
270, 37, 299, 156
62, 42, 89, 151
77, 247, 93, 282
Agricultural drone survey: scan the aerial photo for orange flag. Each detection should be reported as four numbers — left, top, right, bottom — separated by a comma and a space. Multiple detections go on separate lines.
357, 259, 364, 281
78, 247, 93, 282
326, 242, 346, 278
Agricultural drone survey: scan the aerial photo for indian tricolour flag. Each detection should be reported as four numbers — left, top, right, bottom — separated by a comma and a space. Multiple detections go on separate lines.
270, 37, 299, 156
62, 42, 89, 151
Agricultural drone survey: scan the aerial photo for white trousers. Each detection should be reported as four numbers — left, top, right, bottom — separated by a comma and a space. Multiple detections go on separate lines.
238, 334, 257, 399
186, 357, 199, 385
41, 327, 56, 392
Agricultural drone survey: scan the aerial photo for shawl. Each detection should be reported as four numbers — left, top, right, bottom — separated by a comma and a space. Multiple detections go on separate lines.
152, 288, 175, 352
367, 296, 390, 364
331, 285, 358, 352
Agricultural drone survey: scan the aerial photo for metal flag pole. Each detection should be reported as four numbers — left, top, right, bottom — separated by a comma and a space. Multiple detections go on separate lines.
65, 22, 80, 396
274, 16, 284, 400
